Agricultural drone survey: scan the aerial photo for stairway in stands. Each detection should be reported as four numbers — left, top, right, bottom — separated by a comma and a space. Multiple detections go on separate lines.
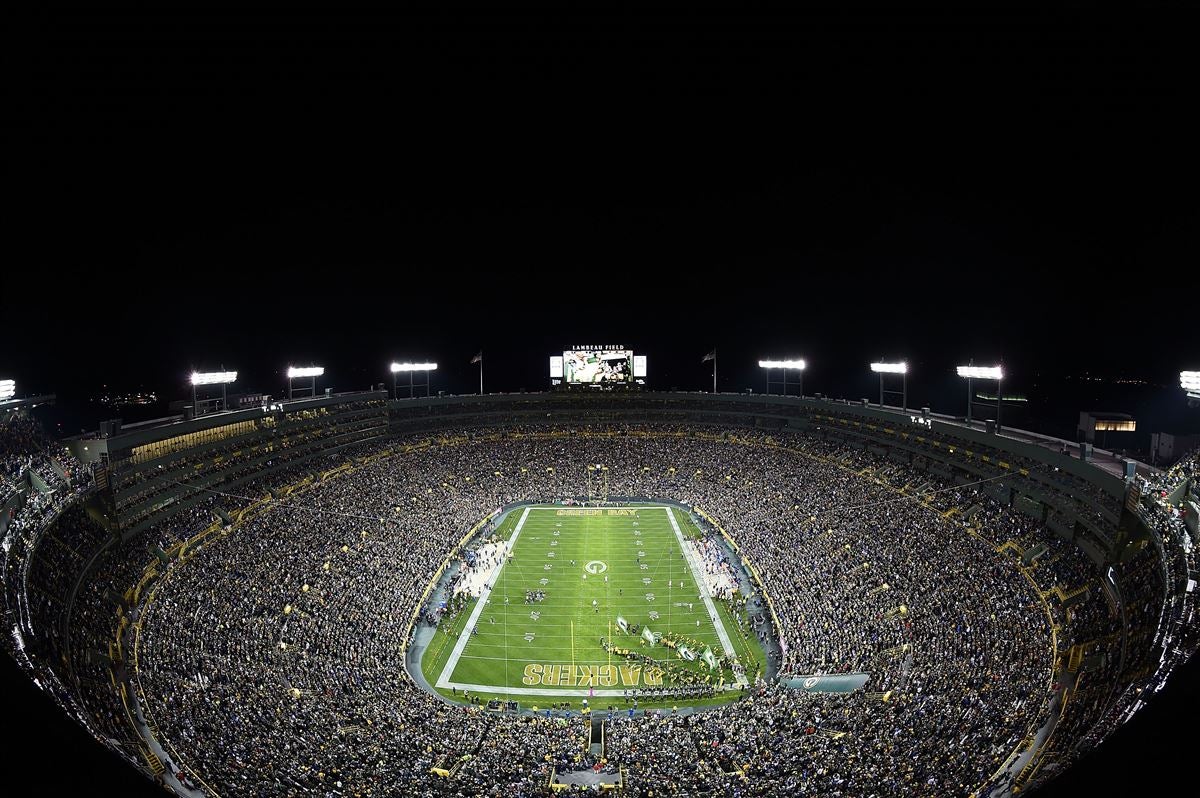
140, 746, 166, 776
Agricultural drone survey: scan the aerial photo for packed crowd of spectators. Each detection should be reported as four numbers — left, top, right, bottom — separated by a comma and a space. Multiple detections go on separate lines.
0, 413, 107, 758
2, 419, 1192, 796
117, 427, 1059, 796
2, 414, 92, 643
1156, 445, 1199, 488
1017, 446, 1200, 787
2, 414, 53, 478
2, 413, 87, 499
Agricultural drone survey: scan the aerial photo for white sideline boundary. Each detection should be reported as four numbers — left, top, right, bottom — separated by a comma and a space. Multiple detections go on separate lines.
435, 506, 530, 689
435, 505, 747, 695
666, 507, 748, 686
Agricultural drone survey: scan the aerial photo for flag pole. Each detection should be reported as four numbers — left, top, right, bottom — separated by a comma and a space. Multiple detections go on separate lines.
713, 348, 717, 394
480, 350, 484, 395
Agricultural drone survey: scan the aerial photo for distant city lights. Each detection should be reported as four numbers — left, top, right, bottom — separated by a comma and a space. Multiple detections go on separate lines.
96, 391, 159, 407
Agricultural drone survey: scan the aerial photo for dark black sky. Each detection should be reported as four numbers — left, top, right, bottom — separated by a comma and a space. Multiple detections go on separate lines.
3, 7, 1199, 791
8, 6, 1197, 404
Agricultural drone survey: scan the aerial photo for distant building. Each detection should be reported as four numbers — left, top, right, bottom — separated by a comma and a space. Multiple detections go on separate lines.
1077, 411, 1136, 448
1150, 432, 1200, 466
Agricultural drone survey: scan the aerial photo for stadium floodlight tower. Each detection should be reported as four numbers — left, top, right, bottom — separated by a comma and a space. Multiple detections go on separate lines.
758, 360, 806, 397
956, 364, 1003, 431
869, 361, 908, 411
1183, 370, 1200, 406
0, 379, 15, 402
390, 362, 437, 399
189, 370, 237, 415
286, 366, 324, 399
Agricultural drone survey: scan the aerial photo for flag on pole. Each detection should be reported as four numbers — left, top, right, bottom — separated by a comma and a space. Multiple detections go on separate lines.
470, 351, 483, 364
616, 615, 629, 634
701, 349, 716, 363
641, 626, 658, 645
678, 645, 697, 662
702, 648, 718, 670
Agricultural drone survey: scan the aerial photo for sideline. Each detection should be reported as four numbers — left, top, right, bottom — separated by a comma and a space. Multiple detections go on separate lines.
435, 506, 530, 689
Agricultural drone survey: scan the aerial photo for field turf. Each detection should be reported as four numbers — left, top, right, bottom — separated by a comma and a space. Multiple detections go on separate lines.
420, 504, 766, 709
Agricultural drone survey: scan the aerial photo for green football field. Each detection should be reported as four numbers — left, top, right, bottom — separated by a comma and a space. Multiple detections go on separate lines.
420, 504, 766, 708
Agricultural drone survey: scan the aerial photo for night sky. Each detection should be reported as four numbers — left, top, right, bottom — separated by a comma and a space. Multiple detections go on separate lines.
5, 6, 1199, 795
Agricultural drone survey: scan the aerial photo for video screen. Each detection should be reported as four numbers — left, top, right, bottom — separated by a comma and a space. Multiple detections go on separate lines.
563, 350, 634, 384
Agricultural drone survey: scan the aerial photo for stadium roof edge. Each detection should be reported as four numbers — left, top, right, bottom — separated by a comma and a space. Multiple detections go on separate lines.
69, 390, 387, 450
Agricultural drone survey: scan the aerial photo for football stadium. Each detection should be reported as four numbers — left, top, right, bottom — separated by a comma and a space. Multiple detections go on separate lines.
2, 359, 1198, 797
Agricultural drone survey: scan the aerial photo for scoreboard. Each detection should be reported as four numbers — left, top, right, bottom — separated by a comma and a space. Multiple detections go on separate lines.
551, 346, 646, 385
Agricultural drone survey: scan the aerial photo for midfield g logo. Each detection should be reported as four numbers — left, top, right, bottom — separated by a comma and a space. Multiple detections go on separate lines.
584, 560, 608, 574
